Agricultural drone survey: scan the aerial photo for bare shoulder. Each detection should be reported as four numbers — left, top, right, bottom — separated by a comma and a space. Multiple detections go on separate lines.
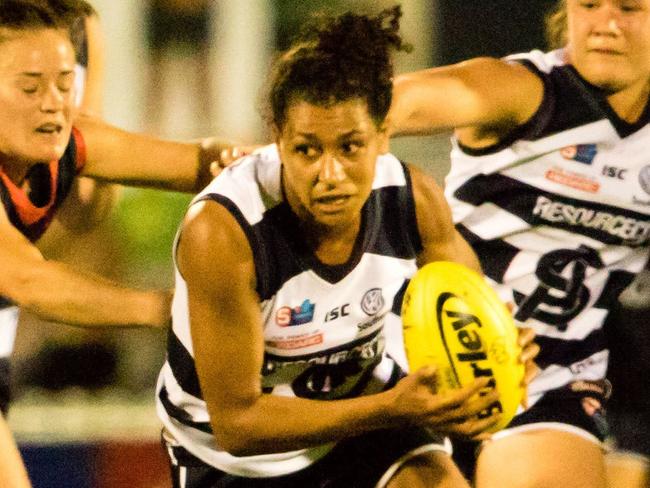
177, 199, 255, 291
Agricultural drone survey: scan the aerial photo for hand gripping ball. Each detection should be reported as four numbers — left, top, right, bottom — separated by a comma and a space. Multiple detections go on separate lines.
401, 261, 524, 432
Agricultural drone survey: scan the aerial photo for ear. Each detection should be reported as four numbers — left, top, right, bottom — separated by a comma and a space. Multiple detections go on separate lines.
272, 124, 284, 150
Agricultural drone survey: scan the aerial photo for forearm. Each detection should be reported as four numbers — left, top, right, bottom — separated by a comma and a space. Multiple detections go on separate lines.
10, 260, 169, 328
78, 115, 244, 193
0, 415, 31, 488
213, 389, 402, 456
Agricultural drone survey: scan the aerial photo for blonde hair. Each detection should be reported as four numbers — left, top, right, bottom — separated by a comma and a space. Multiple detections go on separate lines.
544, 0, 567, 49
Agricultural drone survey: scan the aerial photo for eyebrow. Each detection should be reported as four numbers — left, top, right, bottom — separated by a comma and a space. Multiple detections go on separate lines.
19, 70, 74, 77
295, 129, 365, 140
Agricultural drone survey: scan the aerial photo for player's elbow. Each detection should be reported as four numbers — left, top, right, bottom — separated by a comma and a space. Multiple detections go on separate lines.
213, 422, 259, 457
212, 411, 271, 457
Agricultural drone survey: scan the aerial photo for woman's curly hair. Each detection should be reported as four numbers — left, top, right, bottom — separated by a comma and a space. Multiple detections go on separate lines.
266, 5, 411, 129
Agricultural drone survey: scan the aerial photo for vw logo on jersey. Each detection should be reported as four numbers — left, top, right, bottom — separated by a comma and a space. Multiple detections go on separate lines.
361, 288, 384, 316
638, 166, 650, 195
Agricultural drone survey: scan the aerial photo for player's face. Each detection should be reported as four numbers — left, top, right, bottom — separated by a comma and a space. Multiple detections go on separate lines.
276, 98, 388, 230
566, 0, 650, 93
0, 28, 76, 168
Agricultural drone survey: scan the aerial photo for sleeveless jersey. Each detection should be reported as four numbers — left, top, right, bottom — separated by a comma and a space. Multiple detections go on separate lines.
0, 128, 86, 364
156, 145, 422, 477
445, 49, 650, 406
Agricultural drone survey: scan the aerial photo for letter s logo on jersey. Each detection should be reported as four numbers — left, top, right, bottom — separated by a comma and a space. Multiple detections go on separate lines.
513, 245, 604, 330
276, 299, 316, 327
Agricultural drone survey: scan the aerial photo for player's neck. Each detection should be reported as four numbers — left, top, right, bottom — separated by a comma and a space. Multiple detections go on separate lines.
304, 217, 362, 266
606, 81, 650, 124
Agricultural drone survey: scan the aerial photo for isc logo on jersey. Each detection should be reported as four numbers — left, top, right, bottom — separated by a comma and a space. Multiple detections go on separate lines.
401, 262, 524, 432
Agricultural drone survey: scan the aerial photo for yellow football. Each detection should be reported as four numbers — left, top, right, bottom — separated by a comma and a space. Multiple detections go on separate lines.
401, 261, 524, 433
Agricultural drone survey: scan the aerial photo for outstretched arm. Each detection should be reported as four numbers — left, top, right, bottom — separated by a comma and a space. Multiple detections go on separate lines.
389, 57, 543, 146
76, 115, 245, 192
0, 208, 170, 328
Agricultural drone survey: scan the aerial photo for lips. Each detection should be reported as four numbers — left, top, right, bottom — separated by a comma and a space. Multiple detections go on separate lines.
588, 47, 624, 55
35, 122, 63, 134
313, 194, 352, 211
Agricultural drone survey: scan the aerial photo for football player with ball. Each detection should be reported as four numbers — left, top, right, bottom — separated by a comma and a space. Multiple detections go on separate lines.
155, 6, 537, 488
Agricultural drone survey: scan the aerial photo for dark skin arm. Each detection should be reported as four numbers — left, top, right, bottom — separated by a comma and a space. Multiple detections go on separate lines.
179, 199, 501, 456
409, 165, 539, 411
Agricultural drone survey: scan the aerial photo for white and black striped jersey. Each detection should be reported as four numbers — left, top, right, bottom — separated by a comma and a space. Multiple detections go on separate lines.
445, 49, 650, 406
156, 145, 422, 477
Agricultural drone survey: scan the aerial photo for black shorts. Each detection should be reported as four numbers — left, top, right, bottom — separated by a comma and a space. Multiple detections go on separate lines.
0, 357, 10, 415
452, 380, 611, 480
604, 302, 650, 456
165, 428, 449, 488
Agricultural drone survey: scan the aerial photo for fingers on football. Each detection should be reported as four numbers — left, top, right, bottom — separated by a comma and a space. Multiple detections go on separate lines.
412, 365, 440, 392
516, 327, 536, 347
435, 393, 501, 438
433, 378, 496, 413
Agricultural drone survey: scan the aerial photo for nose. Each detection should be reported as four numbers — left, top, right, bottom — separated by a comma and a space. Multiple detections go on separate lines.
40, 84, 65, 112
318, 153, 346, 185
593, 4, 624, 36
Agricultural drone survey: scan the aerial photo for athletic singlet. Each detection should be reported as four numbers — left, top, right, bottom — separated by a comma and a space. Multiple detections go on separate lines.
0, 128, 86, 360
156, 144, 422, 477
445, 48, 650, 407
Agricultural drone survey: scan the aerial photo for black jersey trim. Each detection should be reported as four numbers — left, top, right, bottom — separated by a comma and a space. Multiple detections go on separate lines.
457, 60, 556, 157
0, 357, 10, 415
53, 136, 79, 207
456, 223, 520, 283
0, 137, 79, 241
402, 162, 423, 254
562, 65, 650, 138
195, 193, 270, 295
530, 327, 606, 370
391, 279, 409, 315
454, 173, 650, 246
455, 58, 650, 157
167, 330, 203, 400
593, 269, 635, 310
158, 385, 213, 434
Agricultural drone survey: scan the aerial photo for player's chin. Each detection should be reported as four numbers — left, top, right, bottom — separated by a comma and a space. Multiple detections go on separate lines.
28, 137, 69, 161
311, 203, 359, 227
